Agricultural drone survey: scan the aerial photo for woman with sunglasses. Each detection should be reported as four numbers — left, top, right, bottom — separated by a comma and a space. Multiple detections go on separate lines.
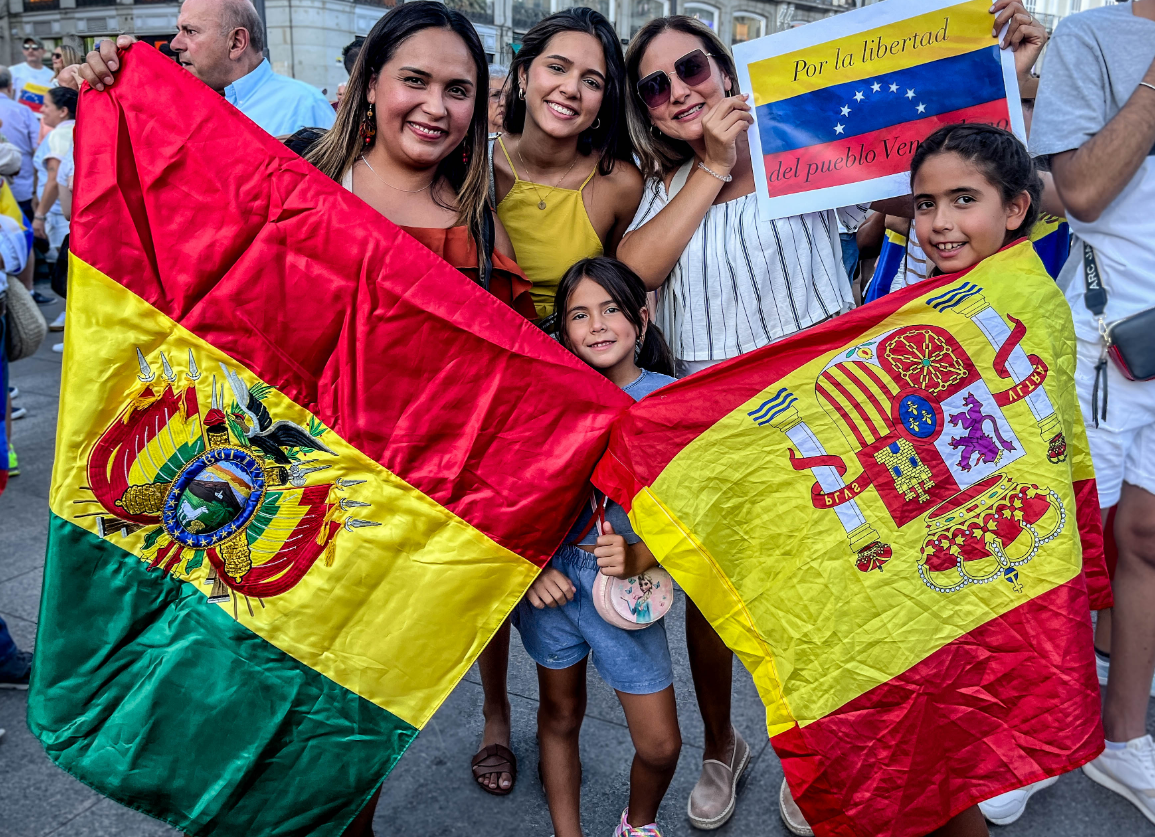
491, 7, 642, 324
618, 18, 865, 831
51, 46, 82, 84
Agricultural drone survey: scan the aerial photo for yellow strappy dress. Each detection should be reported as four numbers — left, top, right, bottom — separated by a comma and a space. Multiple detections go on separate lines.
494, 135, 604, 319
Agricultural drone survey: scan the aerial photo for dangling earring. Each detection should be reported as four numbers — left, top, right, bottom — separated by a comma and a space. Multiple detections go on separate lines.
635, 333, 644, 362
361, 102, 376, 146
518, 87, 526, 100
651, 124, 663, 139
592, 117, 601, 130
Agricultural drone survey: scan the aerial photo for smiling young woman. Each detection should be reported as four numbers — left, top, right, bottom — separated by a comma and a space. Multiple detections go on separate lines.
307, 1, 534, 317
490, 8, 643, 322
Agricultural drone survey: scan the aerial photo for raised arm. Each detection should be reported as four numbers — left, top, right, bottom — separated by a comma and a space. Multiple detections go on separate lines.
616, 95, 753, 291
1049, 58, 1155, 223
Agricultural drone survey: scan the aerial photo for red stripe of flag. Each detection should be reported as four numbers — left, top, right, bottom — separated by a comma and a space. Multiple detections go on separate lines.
73, 45, 631, 568
773, 578, 1104, 837
763, 100, 1012, 198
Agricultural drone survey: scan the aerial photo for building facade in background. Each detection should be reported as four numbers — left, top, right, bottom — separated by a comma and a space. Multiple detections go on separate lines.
2, 0, 869, 96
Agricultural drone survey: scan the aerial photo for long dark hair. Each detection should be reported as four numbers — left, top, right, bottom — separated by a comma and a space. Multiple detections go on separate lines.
307, 2, 490, 254
555, 256, 675, 377
910, 123, 1041, 242
625, 16, 739, 178
502, 8, 632, 175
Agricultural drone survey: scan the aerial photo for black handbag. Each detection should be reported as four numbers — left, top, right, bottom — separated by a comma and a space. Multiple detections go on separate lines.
1082, 242, 1155, 425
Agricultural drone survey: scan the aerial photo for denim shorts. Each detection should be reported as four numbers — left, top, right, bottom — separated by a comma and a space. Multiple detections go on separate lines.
512, 545, 673, 695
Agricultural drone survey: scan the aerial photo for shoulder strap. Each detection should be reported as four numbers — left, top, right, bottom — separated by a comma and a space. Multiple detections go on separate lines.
1082, 241, 1107, 317
496, 135, 518, 180
667, 159, 695, 200
579, 164, 598, 190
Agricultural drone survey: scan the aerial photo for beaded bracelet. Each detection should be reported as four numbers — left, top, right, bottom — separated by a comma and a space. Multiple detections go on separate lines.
697, 161, 733, 183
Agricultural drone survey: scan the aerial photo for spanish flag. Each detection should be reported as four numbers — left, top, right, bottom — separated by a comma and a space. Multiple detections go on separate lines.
31, 45, 629, 835
744, 0, 1016, 202
595, 241, 1110, 837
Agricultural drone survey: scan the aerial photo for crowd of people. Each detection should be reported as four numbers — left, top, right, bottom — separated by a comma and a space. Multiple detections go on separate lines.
1, 0, 1153, 835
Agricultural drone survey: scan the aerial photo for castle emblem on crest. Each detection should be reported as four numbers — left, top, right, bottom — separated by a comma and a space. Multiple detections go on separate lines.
75, 349, 378, 616
750, 282, 1068, 593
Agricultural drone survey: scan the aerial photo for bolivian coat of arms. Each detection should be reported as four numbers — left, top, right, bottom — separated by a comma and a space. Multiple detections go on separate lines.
749, 282, 1067, 593
77, 349, 377, 614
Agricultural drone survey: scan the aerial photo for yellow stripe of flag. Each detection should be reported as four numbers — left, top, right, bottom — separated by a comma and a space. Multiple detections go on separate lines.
748, 0, 997, 107
53, 257, 541, 729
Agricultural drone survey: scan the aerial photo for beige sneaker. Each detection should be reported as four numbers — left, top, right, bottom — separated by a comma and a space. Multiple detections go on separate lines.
778, 778, 814, 836
687, 728, 750, 829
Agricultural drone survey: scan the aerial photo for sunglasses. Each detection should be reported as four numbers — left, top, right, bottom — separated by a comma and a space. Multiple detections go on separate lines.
52, 53, 62, 59
637, 49, 714, 110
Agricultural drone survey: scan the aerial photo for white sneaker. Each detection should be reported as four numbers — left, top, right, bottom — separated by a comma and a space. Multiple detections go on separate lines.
978, 775, 1059, 826
1083, 735, 1155, 825
48, 311, 65, 331
1094, 649, 1155, 697
52, 342, 63, 353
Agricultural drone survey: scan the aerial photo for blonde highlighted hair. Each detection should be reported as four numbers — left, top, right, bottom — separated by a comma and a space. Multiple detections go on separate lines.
624, 16, 740, 180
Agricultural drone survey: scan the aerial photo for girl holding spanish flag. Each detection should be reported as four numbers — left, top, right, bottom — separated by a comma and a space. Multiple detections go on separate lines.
616, 3, 1049, 834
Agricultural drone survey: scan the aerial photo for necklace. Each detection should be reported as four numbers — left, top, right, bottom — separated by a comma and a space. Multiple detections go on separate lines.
359, 155, 434, 194
515, 142, 579, 210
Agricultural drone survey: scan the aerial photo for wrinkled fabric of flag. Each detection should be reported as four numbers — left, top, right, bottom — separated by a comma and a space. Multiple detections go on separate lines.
29, 44, 630, 837
595, 240, 1110, 837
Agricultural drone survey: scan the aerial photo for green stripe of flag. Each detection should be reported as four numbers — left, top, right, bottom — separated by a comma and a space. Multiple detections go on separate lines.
29, 514, 418, 836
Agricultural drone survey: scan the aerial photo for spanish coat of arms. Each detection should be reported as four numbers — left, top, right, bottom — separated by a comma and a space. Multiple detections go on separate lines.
749, 282, 1068, 593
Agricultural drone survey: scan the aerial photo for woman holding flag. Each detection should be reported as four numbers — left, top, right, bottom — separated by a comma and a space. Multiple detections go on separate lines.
617, 2, 1050, 832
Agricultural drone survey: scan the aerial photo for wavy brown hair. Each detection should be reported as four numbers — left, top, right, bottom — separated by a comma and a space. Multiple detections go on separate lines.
307, 2, 490, 254
624, 16, 739, 180
501, 8, 633, 176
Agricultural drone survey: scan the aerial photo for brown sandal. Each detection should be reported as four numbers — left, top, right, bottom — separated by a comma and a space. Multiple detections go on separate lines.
471, 743, 517, 796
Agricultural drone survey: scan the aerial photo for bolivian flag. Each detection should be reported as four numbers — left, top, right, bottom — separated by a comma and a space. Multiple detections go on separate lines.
31, 45, 629, 835
736, 0, 1022, 218
595, 241, 1110, 837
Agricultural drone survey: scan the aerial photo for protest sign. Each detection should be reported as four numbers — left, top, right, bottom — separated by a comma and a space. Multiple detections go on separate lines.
733, 0, 1025, 220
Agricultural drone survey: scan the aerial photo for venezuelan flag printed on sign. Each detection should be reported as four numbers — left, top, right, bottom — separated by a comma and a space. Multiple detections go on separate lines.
31, 45, 629, 836
594, 241, 1110, 837
734, 0, 1023, 220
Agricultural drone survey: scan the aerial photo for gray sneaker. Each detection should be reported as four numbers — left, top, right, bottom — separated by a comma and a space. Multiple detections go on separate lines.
687, 728, 750, 830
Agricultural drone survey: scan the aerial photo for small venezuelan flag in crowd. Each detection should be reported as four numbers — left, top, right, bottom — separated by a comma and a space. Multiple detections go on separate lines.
17, 81, 49, 113
29, 45, 629, 836
745, 0, 1013, 201
595, 241, 1111, 837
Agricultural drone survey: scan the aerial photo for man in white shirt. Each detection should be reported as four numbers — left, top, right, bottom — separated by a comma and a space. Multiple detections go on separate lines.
0, 67, 45, 218
1029, 0, 1155, 825
9, 38, 55, 115
74, 0, 334, 137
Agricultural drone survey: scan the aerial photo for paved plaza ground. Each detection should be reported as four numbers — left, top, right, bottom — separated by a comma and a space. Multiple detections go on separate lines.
2, 288, 1153, 836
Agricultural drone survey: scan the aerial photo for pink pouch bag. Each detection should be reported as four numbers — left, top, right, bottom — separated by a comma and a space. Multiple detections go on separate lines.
582, 495, 674, 631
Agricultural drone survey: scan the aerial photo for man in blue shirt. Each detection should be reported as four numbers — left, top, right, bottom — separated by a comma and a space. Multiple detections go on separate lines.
0, 67, 43, 217
74, 0, 334, 137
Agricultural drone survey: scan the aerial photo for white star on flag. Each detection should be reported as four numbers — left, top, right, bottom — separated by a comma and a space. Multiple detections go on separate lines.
871, 82, 882, 93
889, 82, 899, 93
840, 105, 851, 116
853, 91, 865, 102
834, 123, 845, 134
916, 102, 926, 114
905, 88, 916, 99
